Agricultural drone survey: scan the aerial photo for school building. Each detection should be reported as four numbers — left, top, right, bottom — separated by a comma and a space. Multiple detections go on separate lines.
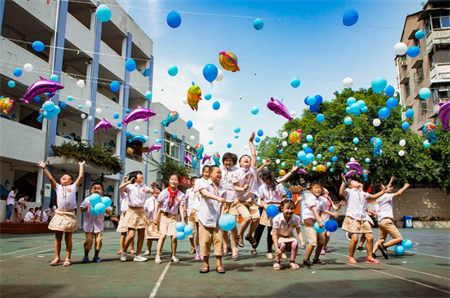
0, 0, 199, 226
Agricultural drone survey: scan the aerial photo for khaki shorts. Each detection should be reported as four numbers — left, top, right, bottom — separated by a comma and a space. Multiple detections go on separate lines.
116, 213, 128, 233
146, 222, 161, 240
378, 218, 403, 242
159, 213, 179, 236
199, 221, 223, 257
235, 199, 260, 220
304, 219, 325, 246
188, 209, 198, 239
224, 202, 238, 216
342, 217, 372, 234
84, 231, 103, 251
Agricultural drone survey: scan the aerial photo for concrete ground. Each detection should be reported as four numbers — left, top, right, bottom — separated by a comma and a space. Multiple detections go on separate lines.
0, 227, 449, 297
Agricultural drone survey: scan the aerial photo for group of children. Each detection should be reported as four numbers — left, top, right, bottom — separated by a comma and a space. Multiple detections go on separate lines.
31, 131, 410, 272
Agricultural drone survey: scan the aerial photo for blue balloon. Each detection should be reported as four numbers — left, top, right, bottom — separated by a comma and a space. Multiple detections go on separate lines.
310, 104, 319, 113
42, 101, 55, 112
402, 239, 413, 249
255, 137, 261, 143
168, 65, 178, 76
125, 59, 136, 72
329, 146, 335, 153
371, 76, 387, 93
126, 132, 131, 137
365, 158, 370, 163
330, 168, 334, 172
394, 245, 405, 256
78, 105, 82, 109
351, 103, 360, 113
145, 91, 152, 99
314, 222, 326, 233
44, 111, 54, 119
235, 135, 239, 139
227, 143, 232, 148
345, 107, 351, 113
297, 151, 306, 160
315, 95, 323, 105
7, 81, 15, 88
423, 140, 430, 147
113, 113, 120, 119
347, 97, 357, 106
296, 161, 300, 165
405, 109, 414, 118
203, 64, 218, 82
89, 194, 102, 206
386, 97, 398, 109
344, 117, 352, 125
92, 203, 107, 215
419, 88, 431, 99
102, 196, 112, 207
343, 9, 359, 26
173, 134, 178, 139
13, 68, 22, 77
154, 130, 158, 134
281, 162, 286, 167
117, 122, 122, 127
406, 46, 420, 58
204, 93, 212, 100
60, 101, 66, 108
266, 205, 279, 218
332, 156, 338, 162
302, 144, 308, 149
326, 162, 331, 167
251, 107, 259, 115
304, 96, 309, 105
353, 138, 359, 144
253, 18, 264, 30
317, 154, 322, 159
306, 135, 313, 142
184, 225, 194, 236
126, 109, 130, 113
316, 114, 325, 123
209, 141, 213, 145
186, 120, 193, 129
378, 107, 390, 119
257, 129, 264, 137
32, 41, 45, 52
291, 77, 300, 88
279, 150, 283, 154
257, 157, 261, 162
402, 122, 410, 130
34, 97, 40, 103
167, 11, 182, 28
175, 222, 185, 232
306, 96, 317, 105
306, 153, 314, 162
415, 30, 425, 40
234, 126, 241, 133
385, 85, 395, 96
53, 106, 61, 115
305, 148, 313, 154
96, 4, 111, 22
325, 220, 338, 232
175, 231, 186, 240
357, 100, 366, 109
50, 74, 58, 82
219, 214, 236, 231
110, 81, 120, 92
212, 101, 220, 110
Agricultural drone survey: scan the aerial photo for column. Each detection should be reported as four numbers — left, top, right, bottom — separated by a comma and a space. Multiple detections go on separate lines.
0, 0, 5, 28
35, 168, 44, 203
144, 55, 154, 184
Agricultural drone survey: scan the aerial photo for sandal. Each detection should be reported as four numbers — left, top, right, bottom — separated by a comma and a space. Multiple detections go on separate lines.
266, 253, 274, 260
144, 251, 151, 256
50, 258, 61, 266
117, 250, 123, 255
232, 247, 239, 259
199, 265, 210, 273
216, 266, 226, 274
290, 261, 300, 270
313, 258, 326, 265
130, 250, 137, 255
189, 248, 196, 254
273, 262, 281, 270
63, 259, 71, 267
155, 256, 162, 264
251, 248, 258, 255
281, 253, 287, 260
245, 236, 258, 248
303, 259, 313, 266
171, 256, 180, 263
237, 236, 244, 247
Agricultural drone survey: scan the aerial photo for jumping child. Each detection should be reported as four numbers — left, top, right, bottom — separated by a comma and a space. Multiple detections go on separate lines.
144, 185, 161, 256
117, 176, 135, 255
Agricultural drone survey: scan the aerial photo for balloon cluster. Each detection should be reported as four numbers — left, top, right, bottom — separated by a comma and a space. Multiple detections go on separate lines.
41, 101, 61, 120
304, 95, 323, 113
174, 222, 194, 240
394, 239, 413, 256
0, 96, 13, 114
345, 97, 367, 116
314, 220, 338, 233
89, 194, 112, 215
371, 137, 382, 156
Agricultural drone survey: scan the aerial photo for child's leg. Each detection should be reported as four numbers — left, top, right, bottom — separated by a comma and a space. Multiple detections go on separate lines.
94, 231, 103, 258
156, 235, 166, 257
358, 234, 366, 248
254, 224, 265, 247
382, 221, 403, 248
365, 233, 374, 259
238, 217, 251, 238
247, 218, 260, 238
276, 242, 286, 262
54, 231, 63, 260
231, 226, 238, 249
146, 239, 152, 252
324, 231, 330, 247
349, 233, 359, 258
17, 211, 22, 223
171, 236, 178, 257
195, 222, 200, 246
84, 232, 93, 258
123, 228, 136, 251
290, 241, 298, 262
136, 228, 145, 255
130, 235, 135, 251
189, 238, 195, 250
305, 244, 315, 260
266, 227, 273, 253
120, 232, 126, 251
64, 232, 73, 260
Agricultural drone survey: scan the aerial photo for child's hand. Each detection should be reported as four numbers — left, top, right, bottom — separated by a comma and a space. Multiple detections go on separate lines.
332, 212, 339, 218
264, 158, 271, 166
123, 176, 128, 183
249, 132, 255, 142
301, 241, 306, 248
292, 164, 299, 172
404, 183, 410, 188
151, 181, 157, 188
318, 222, 324, 228
218, 198, 226, 204
243, 184, 250, 191
37, 161, 47, 169
341, 173, 346, 182
275, 249, 281, 256
78, 161, 85, 166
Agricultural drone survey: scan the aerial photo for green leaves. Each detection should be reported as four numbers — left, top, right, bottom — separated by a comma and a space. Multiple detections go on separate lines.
144, 154, 189, 187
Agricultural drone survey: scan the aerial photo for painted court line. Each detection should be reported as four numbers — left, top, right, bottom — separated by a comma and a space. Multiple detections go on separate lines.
0, 242, 55, 256
149, 262, 171, 298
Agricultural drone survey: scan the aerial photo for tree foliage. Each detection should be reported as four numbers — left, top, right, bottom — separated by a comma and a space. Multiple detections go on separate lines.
144, 154, 189, 187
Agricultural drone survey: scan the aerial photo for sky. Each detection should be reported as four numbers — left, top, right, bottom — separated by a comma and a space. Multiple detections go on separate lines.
116, 0, 424, 159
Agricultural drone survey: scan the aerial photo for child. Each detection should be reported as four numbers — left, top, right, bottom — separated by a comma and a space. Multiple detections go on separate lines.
233, 132, 260, 250
302, 182, 327, 266
80, 182, 111, 263
116, 176, 135, 255
197, 165, 227, 273
320, 188, 342, 254
38, 160, 85, 266
339, 174, 386, 264
110, 206, 119, 227
272, 200, 306, 270
5, 186, 18, 223
373, 178, 410, 259
118, 171, 154, 262
155, 174, 186, 264
24, 208, 36, 223
144, 185, 162, 256
15, 195, 28, 223
35, 207, 47, 223
220, 152, 239, 258
185, 177, 202, 259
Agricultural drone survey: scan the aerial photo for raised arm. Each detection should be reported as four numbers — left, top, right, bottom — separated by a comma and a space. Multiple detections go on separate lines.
74, 161, 85, 187
37, 161, 57, 189
387, 176, 396, 189
234, 182, 249, 192
249, 132, 257, 167
368, 185, 386, 200
119, 176, 134, 192
393, 183, 410, 198
277, 164, 299, 183
339, 173, 347, 198
200, 188, 226, 203
257, 158, 270, 175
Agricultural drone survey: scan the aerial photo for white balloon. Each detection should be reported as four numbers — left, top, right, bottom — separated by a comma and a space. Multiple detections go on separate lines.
282, 141, 288, 147
399, 139, 406, 146
85, 100, 92, 108
350, 157, 355, 162
290, 111, 296, 117
398, 150, 405, 156
239, 95, 242, 100
373, 118, 381, 127
282, 131, 289, 138
394, 42, 408, 56
134, 126, 140, 132
208, 123, 214, 130
81, 113, 86, 119
313, 161, 317, 165
182, 98, 188, 105
215, 69, 224, 82
87, 115, 93, 121
24, 63, 33, 72
77, 80, 85, 88
343, 77, 354, 88
96, 108, 102, 114
186, 145, 190, 150
243, 145, 248, 150
313, 166, 316, 171
354, 147, 358, 151
170, 142, 174, 147
190, 135, 195, 141
276, 159, 280, 164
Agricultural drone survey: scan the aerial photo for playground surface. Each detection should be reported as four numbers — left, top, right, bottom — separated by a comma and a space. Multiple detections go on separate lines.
0, 227, 449, 298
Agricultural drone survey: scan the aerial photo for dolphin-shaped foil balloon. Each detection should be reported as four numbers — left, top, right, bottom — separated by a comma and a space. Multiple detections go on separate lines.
346, 161, 363, 175
129, 135, 148, 143
297, 168, 308, 175
184, 155, 193, 164
21, 76, 64, 104
213, 152, 220, 166
202, 154, 212, 165
437, 101, 450, 131
94, 118, 113, 133
122, 106, 157, 126
267, 97, 293, 122
345, 170, 359, 178
147, 143, 163, 154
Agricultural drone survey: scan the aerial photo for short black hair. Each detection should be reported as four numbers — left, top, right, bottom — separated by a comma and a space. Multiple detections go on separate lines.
209, 165, 220, 173
11, 186, 18, 191
155, 185, 162, 191
373, 183, 383, 194
128, 171, 143, 182
202, 166, 210, 173
238, 154, 251, 163
310, 181, 322, 190
260, 171, 277, 191
35, 207, 39, 212
29, 208, 34, 212
91, 182, 103, 190
190, 176, 198, 183
222, 152, 237, 165
279, 199, 296, 212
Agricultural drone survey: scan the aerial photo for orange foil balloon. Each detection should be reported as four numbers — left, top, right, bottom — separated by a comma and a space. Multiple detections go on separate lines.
219, 51, 240, 72
289, 129, 302, 144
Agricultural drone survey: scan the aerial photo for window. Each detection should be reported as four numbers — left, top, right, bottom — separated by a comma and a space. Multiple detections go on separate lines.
421, 100, 427, 115
431, 11, 450, 29
414, 65, 424, 83
433, 88, 439, 103
164, 134, 180, 161
425, 18, 432, 35
414, 37, 421, 49
429, 51, 436, 68
404, 81, 410, 96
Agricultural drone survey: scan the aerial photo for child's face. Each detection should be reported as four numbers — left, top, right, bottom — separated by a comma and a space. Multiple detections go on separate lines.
311, 185, 322, 197
262, 177, 271, 186
91, 185, 103, 195
210, 168, 222, 183
202, 168, 210, 179
153, 188, 161, 198
191, 179, 197, 189
223, 158, 234, 169
282, 205, 295, 217
169, 175, 179, 189
239, 155, 251, 168
60, 174, 73, 186
135, 173, 144, 184
348, 179, 361, 189
24, 196, 29, 201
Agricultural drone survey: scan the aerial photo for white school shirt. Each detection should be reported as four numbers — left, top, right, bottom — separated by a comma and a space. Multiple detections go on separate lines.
344, 188, 369, 221
80, 198, 111, 233
377, 194, 394, 222
24, 212, 34, 223
125, 183, 152, 208
15, 198, 25, 211
259, 183, 286, 204
55, 183, 78, 211
302, 195, 324, 221
232, 165, 259, 202
144, 196, 158, 222
6, 191, 15, 205
197, 179, 226, 228
321, 196, 334, 221
185, 188, 200, 216
120, 192, 128, 212
157, 188, 185, 215
272, 213, 301, 237
35, 210, 48, 222
220, 165, 239, 203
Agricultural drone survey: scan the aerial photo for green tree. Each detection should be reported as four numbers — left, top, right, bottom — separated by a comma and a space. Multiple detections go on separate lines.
257, 88, 449, 198
144, 154, 189, 187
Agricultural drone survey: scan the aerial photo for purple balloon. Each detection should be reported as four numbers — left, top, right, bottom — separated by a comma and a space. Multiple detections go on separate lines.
184, 155, 193, 164
345, 170, 359, 178
297, 168, 308, 175
346, 161, 363, 175
437, 101, 450, 131
147, 143, 163, 154
202, 154, 212, 165
21, 76, 64, 104
94, 118, 112, 133
267, 97, 293, 122
122, 106, 157, 126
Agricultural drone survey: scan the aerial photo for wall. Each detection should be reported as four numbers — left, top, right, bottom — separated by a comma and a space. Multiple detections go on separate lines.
0, 162, 14, 198
392, 188, 449, 220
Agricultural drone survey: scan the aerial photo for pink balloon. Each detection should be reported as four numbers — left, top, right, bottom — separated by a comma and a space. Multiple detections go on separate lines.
267, 97, 293, 122
147, 143, 163, 154
94, 118, 112, 133
21, 76, 64, 104
346, 161, 363, 175
202, 154, 212, 165
297, 168, 308, 175
437, 101, 450, 131
345, 170, 359, 178
122, 106, 157, 126
184, 155, 193, 164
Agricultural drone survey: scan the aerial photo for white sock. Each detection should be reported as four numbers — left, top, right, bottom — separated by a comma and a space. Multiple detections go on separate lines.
196, 246, 200, 256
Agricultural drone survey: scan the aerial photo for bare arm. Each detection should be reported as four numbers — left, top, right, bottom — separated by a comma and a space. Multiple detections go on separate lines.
200, 189, 226, 203
277, 164, 299, 183
81, 205, 89, 213
249, 132, 257, 167
339, 173, 347, 197
387, 176, 396, 189
311, 206, 323, 228
119, 177, 134, 192
74, 161, 85, 187
37, 161, 57, 189
393, 183, 410, 198
295, 226, 306, 248
257, 158, 270, 175
234, 182, 249, 192
368, 185, 386, 200
322, 210, 339, 218
179, 204, 185, 223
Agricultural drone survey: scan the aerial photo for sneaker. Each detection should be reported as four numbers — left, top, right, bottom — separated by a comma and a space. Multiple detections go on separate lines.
120, 252, 127, 262
195, 255, 204, 260
144, 250, 151, 256
346, 232, 352, 242
117, 250, 123, 255
366, 257, 380, 264
82, 257, 89, 263
93, 257, 102, 262
133, 254, 148, 262
320, 249, 326, 255
356, 246, 367, 252
378, 244, 389, 259
347, 257, 357, 264
324, 247, 331, 253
